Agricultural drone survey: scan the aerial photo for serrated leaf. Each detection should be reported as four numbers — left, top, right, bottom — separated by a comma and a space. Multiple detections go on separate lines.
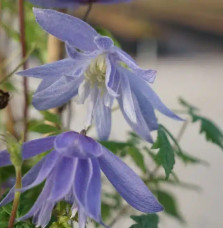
127, 147, 146, 173
156, 190, 184, 222
130, 214, 159, 228
152, 127, 175, 179
192, 114, 223, 150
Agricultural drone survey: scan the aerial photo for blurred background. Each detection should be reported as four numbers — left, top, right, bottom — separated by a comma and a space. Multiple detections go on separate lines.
0, 0, 223, 227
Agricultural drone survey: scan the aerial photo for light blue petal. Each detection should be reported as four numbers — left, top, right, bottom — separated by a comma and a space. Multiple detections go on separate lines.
54, 131, 103, 158
74, 159, 102, 222
49, 156, 76, 201
94, 98, 111, 141
94, 36, 113, 50
18, 173, 55, 222
78, 206, 87, 228
115, 47, 156, 83
98, 147, 163, 213
118, 90, 154, 143
118, 66, 158, 131
17, 58, 76, 79
126, 67, 183, 121
86, 159, 101, 221
33, 75, 83, 110
33, 8, 98, 51
19, 151, 58, 192
119, 70, 137, 123
0, 136, 55, 167
0, 159, 44, 206
105, 55, 120, 97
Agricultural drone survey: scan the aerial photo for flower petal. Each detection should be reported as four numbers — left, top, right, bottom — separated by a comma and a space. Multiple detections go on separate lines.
115, 47, 156, 83
33, 8, 98, 51
74, 159, 101, 222
49, 156, 76, 201
17, 58, 76, 79
105, 55, 120, 97
119, 70, 137, 123
18, 173, 55, 222
54, 131, 103, 158
127, 67, 183, 121
94, 98, 111, 141
0, 159, 44, 206
19, 151, 58, 192
0, 136, 55, 167
33, 75, 83, 110
98, 147, 163, 213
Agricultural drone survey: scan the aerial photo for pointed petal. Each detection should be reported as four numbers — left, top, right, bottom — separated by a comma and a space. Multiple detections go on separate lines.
0, 136, 55, 167
86, 159, 101, 221
94, 98, 111, 141
49, 156, 76, 201
17, 58, 76, 79
98, 147, 163, 213
78, 206, 87, 228
119, 71, 137, 123
74, 159, 101, 222
19, 151, 58, 192
105, 55, 120, 97
18, 174, 54, 221
33, 75, 83, 110
0, 159, 44, 206
94, 36, 113, 50
33, 8, 98, 51
36, 201, 55, 228
118, 91, 154, 143
126, 67, 183, 121
115, 47, 156, 83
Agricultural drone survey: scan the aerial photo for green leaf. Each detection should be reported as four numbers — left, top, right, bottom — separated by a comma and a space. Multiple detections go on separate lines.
29, 123, 60, 134
156, 190, 184, 222
41, 111, 61, 126
191, 114, 223, 150
130, 214, 159, 228
152, 126, 175, 179
127, 147, 146, 173
100, 141, 131, 154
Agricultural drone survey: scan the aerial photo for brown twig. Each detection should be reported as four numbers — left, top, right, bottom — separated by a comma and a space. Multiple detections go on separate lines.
18, 0, 28, 141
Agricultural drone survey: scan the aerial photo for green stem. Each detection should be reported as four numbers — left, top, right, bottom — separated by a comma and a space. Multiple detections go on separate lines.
7, 167, 22, 228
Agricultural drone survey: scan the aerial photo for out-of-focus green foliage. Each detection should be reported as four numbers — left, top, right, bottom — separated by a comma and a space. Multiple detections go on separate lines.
130, 214, 159, 228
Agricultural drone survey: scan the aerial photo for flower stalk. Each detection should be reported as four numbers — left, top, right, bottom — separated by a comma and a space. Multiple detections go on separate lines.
7, 166, 22, 228
18, 0, 29, 141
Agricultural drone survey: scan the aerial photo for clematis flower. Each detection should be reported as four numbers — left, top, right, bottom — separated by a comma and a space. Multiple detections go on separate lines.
0, 131, 163, 228
28, 0, 131, 9
17, 8, 181, 142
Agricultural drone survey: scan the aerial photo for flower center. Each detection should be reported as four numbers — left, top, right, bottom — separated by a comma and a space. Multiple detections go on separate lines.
84, 54, 106, 89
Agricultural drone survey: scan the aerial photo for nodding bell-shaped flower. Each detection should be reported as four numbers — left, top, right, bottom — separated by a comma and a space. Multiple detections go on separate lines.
17, 9, 182, 143
0, 131, 163, 228
28, 0, 131, 9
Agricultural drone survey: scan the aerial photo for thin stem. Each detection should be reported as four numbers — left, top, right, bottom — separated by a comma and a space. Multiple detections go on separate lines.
7, 167, 22, 228
83, 3, 93, 22
18, 0, 28, 141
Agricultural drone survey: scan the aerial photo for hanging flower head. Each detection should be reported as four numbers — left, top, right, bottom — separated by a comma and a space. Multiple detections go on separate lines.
28, 0, 131, 9
0, 131, 163, 227
17, 8, 181, 143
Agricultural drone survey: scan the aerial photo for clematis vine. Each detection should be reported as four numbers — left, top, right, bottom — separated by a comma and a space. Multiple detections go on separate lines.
28, 0, 131, 9
0, 131, 163, 228
17, 8, 181, 142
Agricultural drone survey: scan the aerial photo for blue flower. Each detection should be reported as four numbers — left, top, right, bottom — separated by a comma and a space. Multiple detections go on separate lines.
28, 0, 131, 9
0, 131, 163, 228
17, 8, 181, 142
